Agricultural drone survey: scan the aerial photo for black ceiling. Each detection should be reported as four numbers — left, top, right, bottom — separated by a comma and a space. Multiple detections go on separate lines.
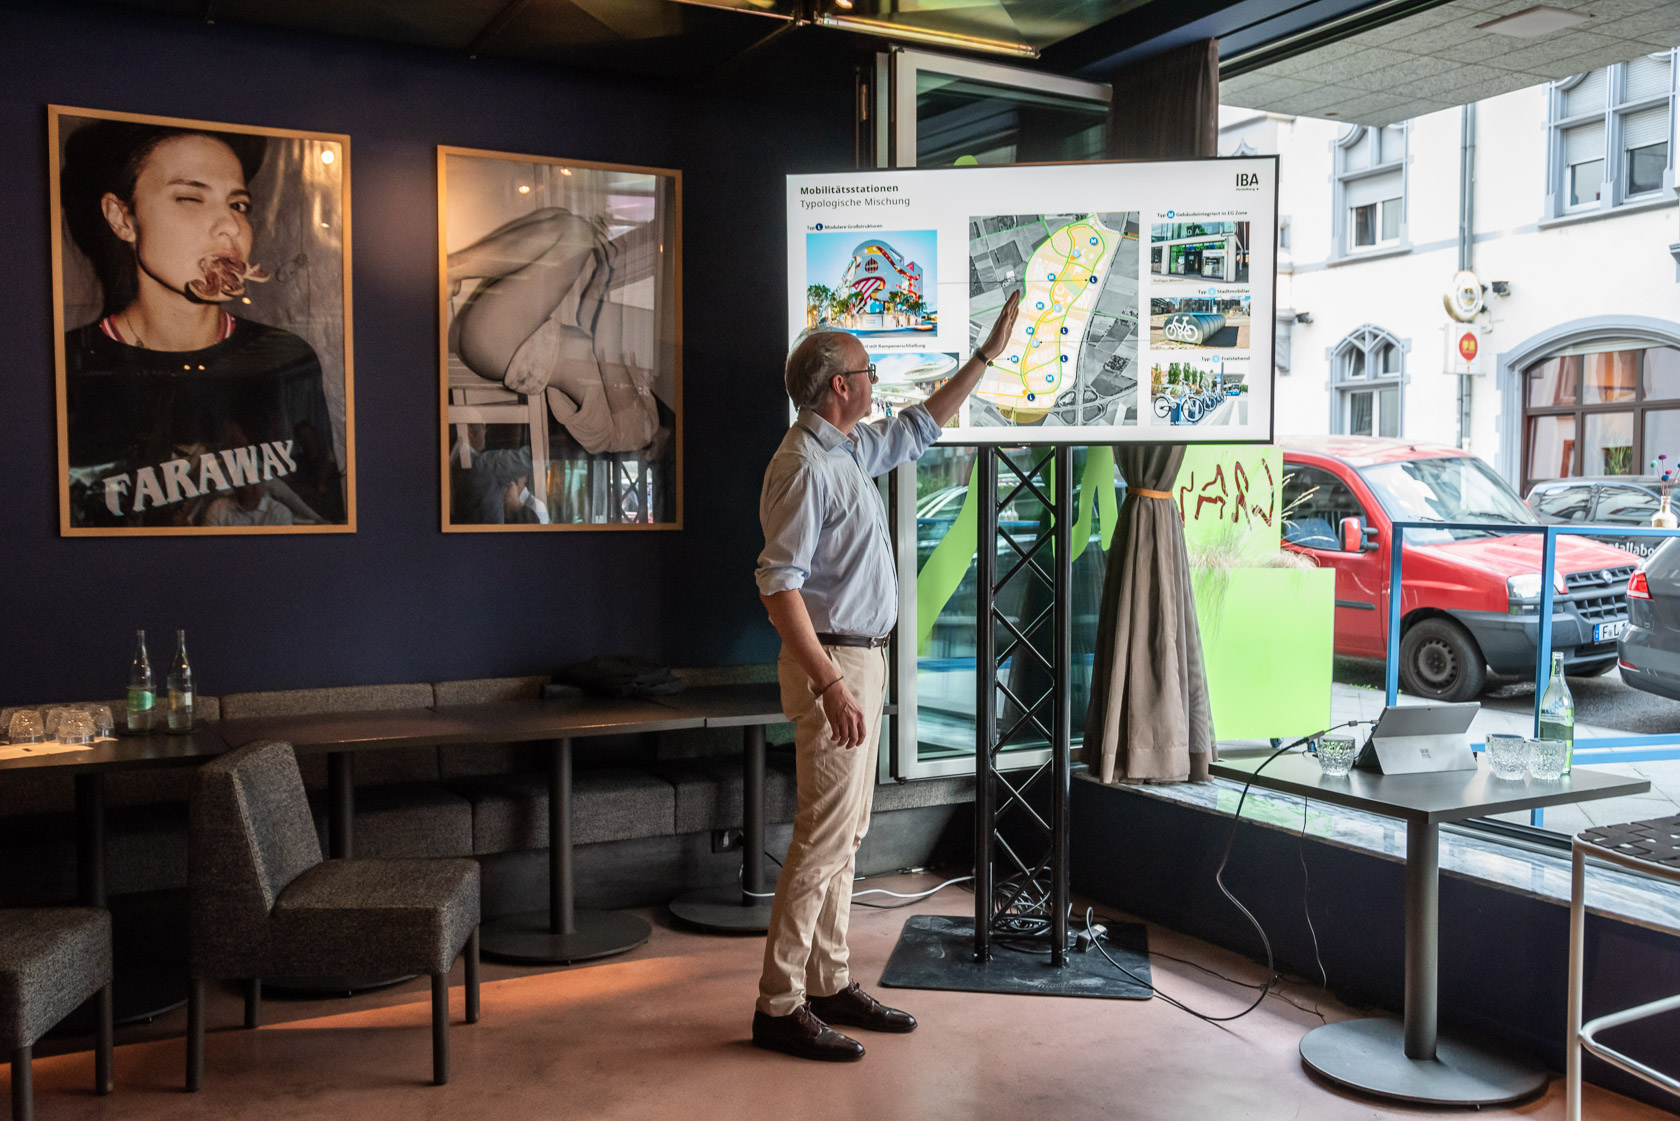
38, 0, 1408, 84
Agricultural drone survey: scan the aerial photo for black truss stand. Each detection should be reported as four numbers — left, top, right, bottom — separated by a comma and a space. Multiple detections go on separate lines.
668, 726, 775, 933
481, 738, 653, 963
881, 446, 1151, 1001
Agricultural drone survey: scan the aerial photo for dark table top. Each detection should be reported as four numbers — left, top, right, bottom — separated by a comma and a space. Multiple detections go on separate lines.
0, 686, 806, 777
1210, 752, 1651, 826
429, 695, 706, 741
0, 727, 232, 775
651, 683, 786, 728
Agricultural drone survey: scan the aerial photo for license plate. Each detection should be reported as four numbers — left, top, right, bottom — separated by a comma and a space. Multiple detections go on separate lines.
1595, 620, 1628, 642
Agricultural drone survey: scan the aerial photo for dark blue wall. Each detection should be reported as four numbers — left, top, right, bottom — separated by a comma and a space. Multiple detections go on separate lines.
0, 2, 861, 704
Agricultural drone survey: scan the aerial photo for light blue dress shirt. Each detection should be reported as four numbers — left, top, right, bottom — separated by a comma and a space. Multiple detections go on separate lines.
755, 404, 941, 637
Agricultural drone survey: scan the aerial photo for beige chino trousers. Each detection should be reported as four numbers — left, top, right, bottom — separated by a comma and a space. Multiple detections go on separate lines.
756, 642, 888, 1017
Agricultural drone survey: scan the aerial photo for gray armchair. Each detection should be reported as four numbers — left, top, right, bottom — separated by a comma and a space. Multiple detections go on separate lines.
187, 741, 480, 1089
0, 908, 112, 1121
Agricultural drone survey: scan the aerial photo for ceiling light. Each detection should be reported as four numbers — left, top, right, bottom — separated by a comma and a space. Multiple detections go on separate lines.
1477, 6, 1590, 38
815, 13, 1037, 57
832, 0, 853, 9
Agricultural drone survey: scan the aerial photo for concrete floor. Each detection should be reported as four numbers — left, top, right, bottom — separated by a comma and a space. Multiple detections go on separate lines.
10, 877, 1667, 1121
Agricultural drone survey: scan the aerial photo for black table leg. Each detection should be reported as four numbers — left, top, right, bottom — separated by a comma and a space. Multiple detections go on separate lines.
481, 738, 652, 963
1297, 820, 1548, 1105
669, 725, 776, 933
58, 774, 187, 1028
328, 751, 354, 859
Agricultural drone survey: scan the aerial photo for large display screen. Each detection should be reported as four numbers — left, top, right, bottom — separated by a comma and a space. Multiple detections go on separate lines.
787, 157, 1277, 443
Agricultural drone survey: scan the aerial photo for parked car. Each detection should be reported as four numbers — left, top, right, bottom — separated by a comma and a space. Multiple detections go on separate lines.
1620, 538, 1680, 700
1527, 476, 1668, 560
1280, 436, 1642, 702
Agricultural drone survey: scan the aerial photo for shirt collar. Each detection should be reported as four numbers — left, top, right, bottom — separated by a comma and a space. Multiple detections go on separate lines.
795, 408, 850, 453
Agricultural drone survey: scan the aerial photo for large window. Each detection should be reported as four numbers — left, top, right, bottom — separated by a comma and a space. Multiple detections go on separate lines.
1334, 123, 1406, 258
1332, 325, 1404, 437
1548, 52, 1676, 217
1521, 345, 1680, 492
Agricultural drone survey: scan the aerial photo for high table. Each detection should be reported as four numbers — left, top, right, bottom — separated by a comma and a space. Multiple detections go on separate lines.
428, 696, 705, 964
0, 726, 231, 1023
658, 684, 786, 933
1210, 753, 1650, 1108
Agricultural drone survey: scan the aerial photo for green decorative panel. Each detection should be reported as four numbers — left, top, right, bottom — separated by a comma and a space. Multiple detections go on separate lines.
1192, 565, 1334, 740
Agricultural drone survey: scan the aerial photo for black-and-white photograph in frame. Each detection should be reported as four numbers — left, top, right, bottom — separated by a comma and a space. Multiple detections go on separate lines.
438, 146, 681, 531
50, 105, 355, 535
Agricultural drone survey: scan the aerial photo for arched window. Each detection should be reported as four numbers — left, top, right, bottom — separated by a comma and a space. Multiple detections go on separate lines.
1332, 325, 1404, 437
1522, 342, 1680, 491
1333, 124, 1407, 259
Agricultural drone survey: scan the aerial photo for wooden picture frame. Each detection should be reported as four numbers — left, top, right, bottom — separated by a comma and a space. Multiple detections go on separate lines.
437, 146, 682, 531
49, 105, 355, 535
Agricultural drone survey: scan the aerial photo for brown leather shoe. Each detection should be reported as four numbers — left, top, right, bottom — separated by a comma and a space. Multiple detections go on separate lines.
807, 983, 917, 1033
751, 1006, 866, 1061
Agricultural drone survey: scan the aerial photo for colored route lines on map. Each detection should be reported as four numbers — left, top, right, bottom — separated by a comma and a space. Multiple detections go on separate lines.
972, 215, 1119, 422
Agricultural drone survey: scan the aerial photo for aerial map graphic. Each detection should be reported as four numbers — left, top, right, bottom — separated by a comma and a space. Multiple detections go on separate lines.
968, 212, 1139, 427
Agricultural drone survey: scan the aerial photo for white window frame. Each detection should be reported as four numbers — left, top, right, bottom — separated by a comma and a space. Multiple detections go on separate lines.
881, 48, 1112, 781
1332, 123, 1408, 260
1547, 52, 1677, 218
1330, 324, 1406, 437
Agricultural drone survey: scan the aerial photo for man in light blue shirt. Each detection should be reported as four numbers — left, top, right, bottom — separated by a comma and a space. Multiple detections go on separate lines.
751, 292, 1018, 1062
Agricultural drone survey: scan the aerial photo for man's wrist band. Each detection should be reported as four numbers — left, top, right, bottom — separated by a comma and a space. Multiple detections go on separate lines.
817, 675, 844, 697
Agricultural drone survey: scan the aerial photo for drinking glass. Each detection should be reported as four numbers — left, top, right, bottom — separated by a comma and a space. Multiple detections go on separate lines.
1485, 734, 1529, 780
43, 707, 74, 738
55, 710, 94, 746
1528, 738, 1567, 781
85, 705, 114, 738
1315, 735, 1356, 778
7, 711, 44, 744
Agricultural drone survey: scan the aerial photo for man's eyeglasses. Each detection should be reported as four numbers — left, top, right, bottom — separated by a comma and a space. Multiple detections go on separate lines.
841, 363, 878, 385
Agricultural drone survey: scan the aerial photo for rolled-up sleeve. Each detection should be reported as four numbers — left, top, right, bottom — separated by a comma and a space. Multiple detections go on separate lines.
755, 459, 824, 597
852, 403, 941, 477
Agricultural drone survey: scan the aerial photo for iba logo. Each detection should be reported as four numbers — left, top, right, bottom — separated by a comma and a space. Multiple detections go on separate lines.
1235, 171, 1261, 190
1458, 331, 1479, 362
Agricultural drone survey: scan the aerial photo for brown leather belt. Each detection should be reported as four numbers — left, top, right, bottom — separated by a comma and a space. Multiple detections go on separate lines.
816, 632, 890, 649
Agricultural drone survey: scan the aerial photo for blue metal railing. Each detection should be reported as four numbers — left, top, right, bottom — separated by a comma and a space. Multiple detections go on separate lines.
1382, 520, 1680, 827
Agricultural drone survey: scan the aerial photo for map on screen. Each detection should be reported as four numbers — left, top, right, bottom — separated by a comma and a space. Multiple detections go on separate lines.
786, 158, 1277, 444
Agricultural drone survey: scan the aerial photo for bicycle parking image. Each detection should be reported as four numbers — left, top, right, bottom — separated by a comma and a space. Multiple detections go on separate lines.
1150, 361, 1247, 426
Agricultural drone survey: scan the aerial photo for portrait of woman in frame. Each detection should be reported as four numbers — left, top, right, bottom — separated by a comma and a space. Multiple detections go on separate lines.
50, 105, 355, 535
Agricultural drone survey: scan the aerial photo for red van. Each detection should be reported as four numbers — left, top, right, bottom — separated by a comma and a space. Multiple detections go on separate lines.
1279, 436, 1640, 702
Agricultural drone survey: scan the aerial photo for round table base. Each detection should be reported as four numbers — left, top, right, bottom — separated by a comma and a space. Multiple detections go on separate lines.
262, 975, 415, 998
480, 909, 651, 964
668, 885, 775, 933
1300, 1018, 1549, 1106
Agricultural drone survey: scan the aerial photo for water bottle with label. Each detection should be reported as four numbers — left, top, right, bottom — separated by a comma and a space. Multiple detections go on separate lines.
126, 629, 155, 734
166, 630, 194, 734
1538, 652, 1575, 775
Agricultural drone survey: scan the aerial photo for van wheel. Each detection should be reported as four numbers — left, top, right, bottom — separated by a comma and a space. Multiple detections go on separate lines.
1398, 618, 1488, 702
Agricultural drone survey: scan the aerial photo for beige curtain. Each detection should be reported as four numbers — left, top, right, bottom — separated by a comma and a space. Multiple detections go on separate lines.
1082, 40, 1220, 783
1082, 448, 1214, 782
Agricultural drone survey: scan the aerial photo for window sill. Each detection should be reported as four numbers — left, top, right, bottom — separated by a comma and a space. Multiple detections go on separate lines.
1327, 243, 1411, 268
1539, 195, 1677, 230
1079, 768, 1680, 938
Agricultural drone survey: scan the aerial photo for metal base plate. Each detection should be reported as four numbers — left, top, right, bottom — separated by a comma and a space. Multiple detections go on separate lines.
1300, 1018, 1549, 1106
262, 975, 415, 998
668, 885, 775, 933
480, 909, 651, 964
879, 915, 1152, 999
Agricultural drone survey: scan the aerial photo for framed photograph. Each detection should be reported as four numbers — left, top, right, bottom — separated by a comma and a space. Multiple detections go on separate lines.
438, 146, 681, 531
49, 106, 355, 535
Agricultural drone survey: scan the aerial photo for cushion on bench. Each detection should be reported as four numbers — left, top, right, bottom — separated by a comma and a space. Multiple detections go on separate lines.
307, 783, 474, 859
454, 769, 675, 854
219, 683, 434, 719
